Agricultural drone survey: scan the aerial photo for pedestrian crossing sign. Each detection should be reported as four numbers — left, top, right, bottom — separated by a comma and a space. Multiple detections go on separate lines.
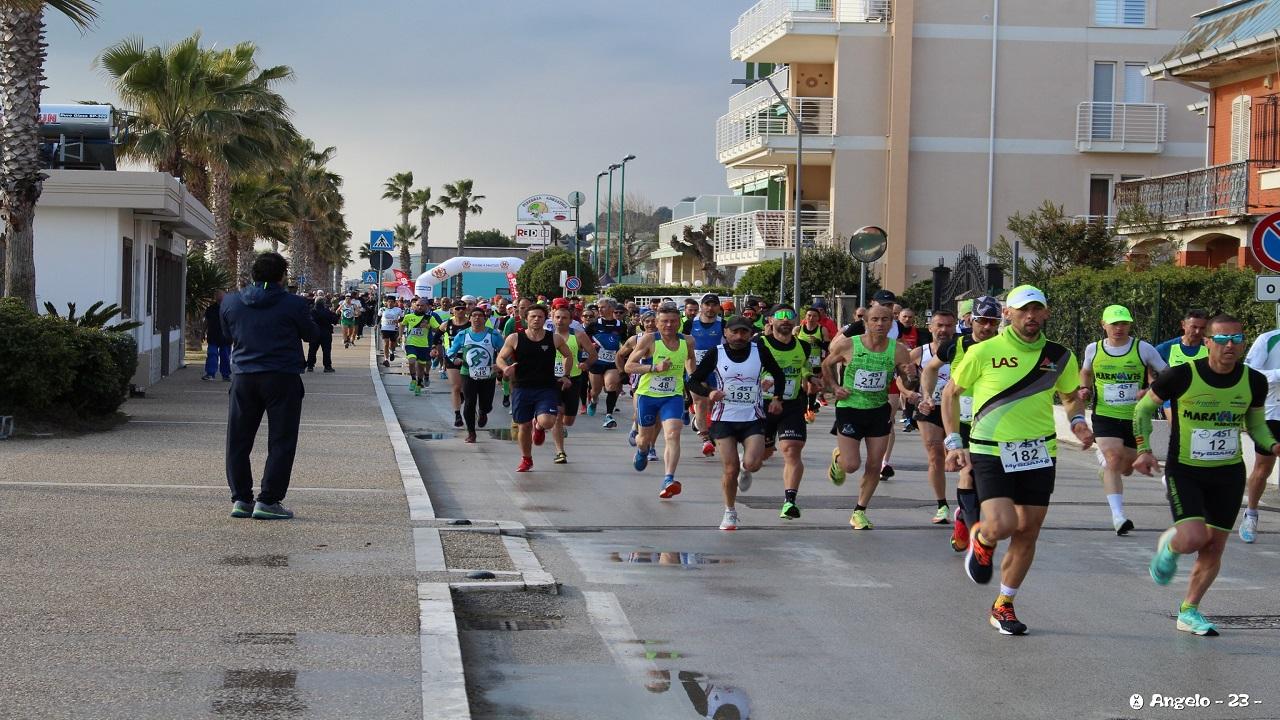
369, 230, 395, 251
361, 270, 379, 284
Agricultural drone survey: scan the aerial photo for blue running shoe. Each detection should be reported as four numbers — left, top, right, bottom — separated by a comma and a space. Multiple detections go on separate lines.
587, 403, 597, 417
628, 428, 638, 447
634, 449, 649, 472
648, 446, 658, 462
1150, 527, 1179, 586
1176, 607, 1219, 636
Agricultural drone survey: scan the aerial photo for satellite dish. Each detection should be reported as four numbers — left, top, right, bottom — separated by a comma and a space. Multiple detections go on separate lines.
848, 226, 887, 263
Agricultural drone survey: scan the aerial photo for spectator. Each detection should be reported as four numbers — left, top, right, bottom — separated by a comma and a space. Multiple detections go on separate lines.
308, 295, 339, 373
220, 252, 319, 521
203, 289, 231, 382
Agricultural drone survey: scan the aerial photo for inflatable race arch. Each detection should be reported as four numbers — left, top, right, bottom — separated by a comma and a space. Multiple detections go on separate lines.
415, 256, 524, 298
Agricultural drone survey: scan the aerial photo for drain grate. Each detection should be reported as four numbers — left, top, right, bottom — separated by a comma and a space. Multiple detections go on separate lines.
459, 618, 564, 631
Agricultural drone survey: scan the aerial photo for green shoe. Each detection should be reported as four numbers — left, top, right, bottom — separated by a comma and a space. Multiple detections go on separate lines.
251, 501, 294, 520
828, 448, 846, 486
230, 500, 254, 518
409, 380, 417, 393
1176, 607, 1220, 636
780, 501, 801, 520
933, 505, 950, 524
414, 385, 422, 396
1149, 527, 1179, 585
849, 509, 873, 530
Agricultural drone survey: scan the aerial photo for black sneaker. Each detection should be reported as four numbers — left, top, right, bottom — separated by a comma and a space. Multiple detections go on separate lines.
230, 500, 254, 518
965, 523, 995, 584
879, 464, 895, 481
454, 413, 464, 428
990, 601, 1028, 635
323, 368, 335, 373
502, 395, 511, 408
478, 412, 488, 428
252, 501, 294, 520
1115, 518, 1135, 536
382, 359, 390, 367
201, 374, 214, 381
306, 367, 314, 373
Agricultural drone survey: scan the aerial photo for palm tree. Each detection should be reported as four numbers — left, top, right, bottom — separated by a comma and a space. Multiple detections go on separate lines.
382, 171, 415, 273
409, 187, 442, 276
393, 221, 418, 277
0, 0, 100, 310
439, 179, 484, 296
279, 139, 342, 292
229, 173, 291, 287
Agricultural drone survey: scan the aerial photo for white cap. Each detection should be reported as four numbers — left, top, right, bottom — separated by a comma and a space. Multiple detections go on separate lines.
461, 294, 477, 303
1006, 285, 1048, 309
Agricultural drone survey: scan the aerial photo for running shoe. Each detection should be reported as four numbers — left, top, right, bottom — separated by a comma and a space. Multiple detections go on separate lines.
587, 403, 596, 416
251, 502, 294, 520
828, 448, 846, 486
579, 404, 587, 415
533, 426, 546, 446
702, 440, 716, 457
804, 408, 816, 424
628, 428, 638, 447
990, 601, 1028, 636
478, 412, 488, 428
603, 414, 618, 429
409, 381, 417, 393
659, 475, 682, 499
818, 395, 829, 406
414, 385, 421, 397
1176, 607, 1220, 636
849, 509, 873, 530
951, 506, 969, 552
719, 508, 739, 531
516, 457, 534, 473
1240, 513, 1258, 544
382, 359, 390, 367
634, 449, 649, 472
464, 433, 477, 444
1114, 518, 1135, 536
1150, 527, 1179, 586
421, 376, 430, 388
502, 395, 511, 408
230, 500, 254, 519
880, 464, 895, 481
554, 451, 567, 464
932, 505, 950, 524
965, 523, 994, 584
902, 421, 917, 433
780, 501, 801, 520
454, 413, 464, 429
737, 461, 753, 492
440, 370, 448, 380
648, 447, 658, 462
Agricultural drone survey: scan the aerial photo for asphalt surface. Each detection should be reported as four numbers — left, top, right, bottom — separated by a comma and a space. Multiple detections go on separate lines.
0, 335, 420, 720
385, 357, 1280, 720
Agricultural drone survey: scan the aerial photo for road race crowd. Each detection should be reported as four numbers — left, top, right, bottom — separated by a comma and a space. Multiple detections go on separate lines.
301, 281, 1278, 639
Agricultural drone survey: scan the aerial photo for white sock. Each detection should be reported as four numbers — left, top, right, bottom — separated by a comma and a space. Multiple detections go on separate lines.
1245, 508, 1259, 519
725, 506, 735, 512
1107, 493, 1125, 521
999, 584, 1018, 598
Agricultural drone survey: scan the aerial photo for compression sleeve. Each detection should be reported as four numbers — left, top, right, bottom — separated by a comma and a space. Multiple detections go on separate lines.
1247, 406, 1278, 451
1133, 392, 1158, 454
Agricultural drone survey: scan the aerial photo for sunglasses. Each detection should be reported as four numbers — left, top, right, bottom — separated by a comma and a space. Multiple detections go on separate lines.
972, 317, 1000, 326
1210, 333, 1245, 345
773, 310, 797, 321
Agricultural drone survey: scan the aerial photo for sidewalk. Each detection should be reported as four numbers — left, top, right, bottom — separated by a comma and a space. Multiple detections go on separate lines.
0, 337, 423, 719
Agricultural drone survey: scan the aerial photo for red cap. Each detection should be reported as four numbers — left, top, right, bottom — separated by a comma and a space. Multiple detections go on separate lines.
551, 297, 569, 309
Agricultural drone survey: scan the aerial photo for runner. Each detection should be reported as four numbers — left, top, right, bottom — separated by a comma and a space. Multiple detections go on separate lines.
500, 297, 532, 409
1155, 309, 1209, 420
908, 309, 958, 525
618, 311, 659, 464
377, 296, 404, 367
1078, 304, 1167, 535
448, 307, 504, 443
624, 303, 695, 497
823, 302, 920, 530
1241, 325, 1280, 542
833, 289, 911, 482
443, 304, 471, 428
687, 316, 786, 530
338, 292, 362, 348
495, 304, 575, 472
759, 304, 822, 519
897, 306, 926, 433
400, 298, 440, 396
687, 293, 726, 458
795, 306, 831, 422
942, 285, 1093, 635
919, 296, 1003, 552
551, 305, 596, 464
681, 298, 699, 332
586, 298, 630, 428
1134, 314, 1277, 636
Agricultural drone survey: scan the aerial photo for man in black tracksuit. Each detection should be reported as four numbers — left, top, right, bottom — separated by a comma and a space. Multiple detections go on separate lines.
307, 295, 339, 373
220, 252, 319, 520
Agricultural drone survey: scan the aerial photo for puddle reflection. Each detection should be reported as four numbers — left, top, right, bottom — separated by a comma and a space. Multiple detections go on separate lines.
643, 670, 751, 719
486, 428, 515, 441
609, 552, 734, 567
211, 669, 304, 717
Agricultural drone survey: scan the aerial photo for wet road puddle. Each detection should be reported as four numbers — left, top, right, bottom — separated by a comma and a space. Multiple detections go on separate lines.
486, 428, 515, 441
220, 554, 288, 568
412, 432, 447, 440
211, 669, 304, 717
608, 551, 734, 566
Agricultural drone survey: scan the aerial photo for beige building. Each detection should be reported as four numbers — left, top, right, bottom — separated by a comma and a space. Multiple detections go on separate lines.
714, 0, 1209, 292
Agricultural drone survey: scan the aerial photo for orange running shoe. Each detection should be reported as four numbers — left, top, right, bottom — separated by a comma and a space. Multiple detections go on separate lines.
951, 507, 969, 553
989, 600, 1028, 635
516, 456, 534, 473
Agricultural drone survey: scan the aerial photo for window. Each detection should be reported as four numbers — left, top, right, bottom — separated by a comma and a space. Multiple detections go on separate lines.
1252, 95, 1280, 162
1095, 0, 1146, 26
1231, 94, 1252, 162
1123, 63, 1148, 103
121, 238, 133, 318
1091, 62, 1116, 140
1089, 175, 1113, 218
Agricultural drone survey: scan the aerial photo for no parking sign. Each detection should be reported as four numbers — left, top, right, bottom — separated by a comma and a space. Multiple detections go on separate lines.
1250, 211, 1280, 272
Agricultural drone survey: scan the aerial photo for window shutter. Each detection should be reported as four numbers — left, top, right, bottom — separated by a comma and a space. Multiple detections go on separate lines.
1122, 0, 1145, 26
1231, 95, 1252, 162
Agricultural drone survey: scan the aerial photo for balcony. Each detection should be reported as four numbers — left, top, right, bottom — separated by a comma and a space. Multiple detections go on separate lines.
713, 209, 832, 265
716, 96, 835, 167
1113, 160, 1280, 224
730, 0, 891, 63
1075, 102, 1167, 153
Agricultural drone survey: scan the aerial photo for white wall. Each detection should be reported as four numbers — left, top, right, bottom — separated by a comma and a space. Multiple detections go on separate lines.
32, 206, 128, 313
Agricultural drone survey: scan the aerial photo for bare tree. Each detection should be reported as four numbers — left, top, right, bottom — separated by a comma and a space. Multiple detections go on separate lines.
671, 221, 727, 286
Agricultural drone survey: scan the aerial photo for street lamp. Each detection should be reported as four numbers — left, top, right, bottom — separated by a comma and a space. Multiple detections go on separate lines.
618, 154, 636, 281
605, 163, 621, 283
732, 76, 802, 305
594, 171, 607, 276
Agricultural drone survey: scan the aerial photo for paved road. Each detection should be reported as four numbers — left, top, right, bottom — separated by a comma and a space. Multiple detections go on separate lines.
385, 359, 1280, 720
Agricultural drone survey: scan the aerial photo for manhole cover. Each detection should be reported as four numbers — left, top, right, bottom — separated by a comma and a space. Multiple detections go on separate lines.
459, 618, 564, 631
738, 496, 929, 510
413, 432, 447, 440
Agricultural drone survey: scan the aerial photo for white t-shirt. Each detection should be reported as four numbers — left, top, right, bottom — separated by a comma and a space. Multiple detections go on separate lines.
1246, 329, 1280, 420
1080, 338, 1166, 372
339, 299, 363, 320
379, 306, 405, 330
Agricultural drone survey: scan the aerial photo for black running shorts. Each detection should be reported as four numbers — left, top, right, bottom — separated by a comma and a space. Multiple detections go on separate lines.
1164, 460, 1246, 532
970, 452, 1055, 507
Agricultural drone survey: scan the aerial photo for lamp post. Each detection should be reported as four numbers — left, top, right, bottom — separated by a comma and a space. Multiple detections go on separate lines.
594, 171, 607, 276
732, 76, 802, 304
605, 163, 620, 282
618, 154, 636, 281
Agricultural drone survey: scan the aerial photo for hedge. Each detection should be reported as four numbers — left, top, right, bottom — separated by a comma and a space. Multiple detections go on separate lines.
0, 298, 136, 419
602, 284, 734, 303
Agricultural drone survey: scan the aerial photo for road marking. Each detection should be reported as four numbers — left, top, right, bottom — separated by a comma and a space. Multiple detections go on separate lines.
0, 481, 397, 493
370, 342, 435, 521
584, 591, 661, 679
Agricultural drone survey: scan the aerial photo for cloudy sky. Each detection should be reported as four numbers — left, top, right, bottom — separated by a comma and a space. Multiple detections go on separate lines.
44, 0, 745, 270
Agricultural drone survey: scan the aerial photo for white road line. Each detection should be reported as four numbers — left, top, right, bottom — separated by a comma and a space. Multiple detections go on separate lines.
584, 591, 660, 680
370, 342, 435, 521
418, 583, 471, 720
0, 481, 397, 493
128, 420, 374, 428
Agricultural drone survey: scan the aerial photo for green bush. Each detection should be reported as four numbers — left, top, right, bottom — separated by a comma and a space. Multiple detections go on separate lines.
602, 284, 734, 303
734, 247, 873, 305
900, 279, 933, 314
63, 326, 127, 416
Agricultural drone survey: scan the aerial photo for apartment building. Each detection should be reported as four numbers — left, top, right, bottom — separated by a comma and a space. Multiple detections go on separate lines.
1116, 0, 1280, 268
714, 0, 1208, 293
654, 195, 766, 284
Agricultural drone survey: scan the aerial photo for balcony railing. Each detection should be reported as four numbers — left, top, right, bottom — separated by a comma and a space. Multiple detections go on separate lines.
731, 0, 891, 60
716, 96, 835, 164
714, 210, 832, 264
1075, 102, 1167, 152
1114, 160, 1280, 223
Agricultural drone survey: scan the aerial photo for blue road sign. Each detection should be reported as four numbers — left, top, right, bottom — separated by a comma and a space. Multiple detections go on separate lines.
369, 230, 395, 251
565, 276, 582, 292
361, 270, 379, 284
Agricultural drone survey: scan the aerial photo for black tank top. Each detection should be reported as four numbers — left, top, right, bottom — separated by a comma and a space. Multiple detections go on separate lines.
513, 331, 557, 389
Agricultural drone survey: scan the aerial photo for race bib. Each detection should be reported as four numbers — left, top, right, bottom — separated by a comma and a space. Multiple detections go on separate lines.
469, 365, 493, 380
598, 348, 617, 364
1190, 428, 1238, 461
342, 308, 354, 319
408, 327, 423, 337
650, 375, 677, 394
1102, 383, 1138, 405
553, 359, 566, 377
959, 395, 974, 422
783, 378, 797, 398
999, 439, 1052, 473
852, 369, 887, 391
808, 354, 822, 368
724, 382, 759, 405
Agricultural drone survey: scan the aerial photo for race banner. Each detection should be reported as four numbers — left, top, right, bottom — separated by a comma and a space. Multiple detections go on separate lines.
506, 272, 520, 300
